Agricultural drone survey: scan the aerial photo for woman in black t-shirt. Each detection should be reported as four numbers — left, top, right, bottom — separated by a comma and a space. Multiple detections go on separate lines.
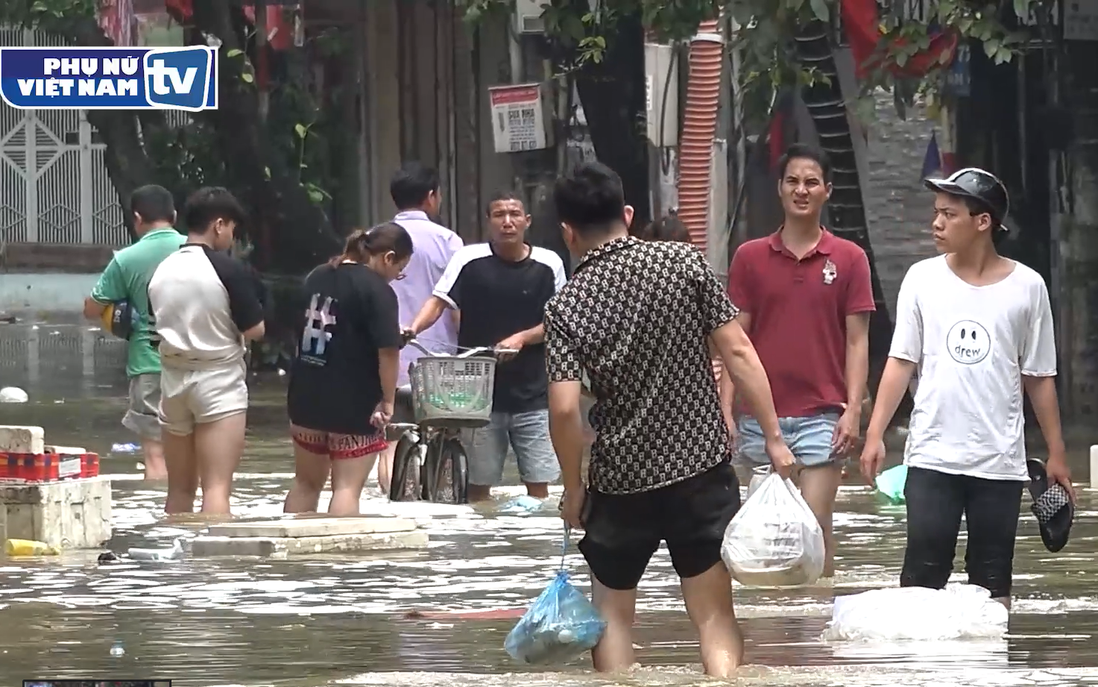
284, 223, 413, 516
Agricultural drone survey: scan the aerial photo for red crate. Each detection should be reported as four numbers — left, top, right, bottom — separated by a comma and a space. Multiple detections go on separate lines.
0, 452, 99, 482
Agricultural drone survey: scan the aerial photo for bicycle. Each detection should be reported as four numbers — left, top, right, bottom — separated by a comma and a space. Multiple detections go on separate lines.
386, 339, 514, 504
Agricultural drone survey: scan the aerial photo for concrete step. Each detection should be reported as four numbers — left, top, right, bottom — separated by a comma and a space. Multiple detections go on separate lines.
190, 528, 429, 559
206, 516, 417, 539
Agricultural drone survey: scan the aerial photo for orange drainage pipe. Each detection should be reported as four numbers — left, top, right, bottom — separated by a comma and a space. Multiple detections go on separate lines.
677, 19, 724, 254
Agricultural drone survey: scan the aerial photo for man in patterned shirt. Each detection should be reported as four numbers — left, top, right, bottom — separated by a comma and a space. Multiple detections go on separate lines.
545, 161, 795, 676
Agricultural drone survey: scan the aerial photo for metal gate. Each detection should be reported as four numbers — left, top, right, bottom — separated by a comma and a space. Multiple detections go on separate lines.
0, 29, 126, 246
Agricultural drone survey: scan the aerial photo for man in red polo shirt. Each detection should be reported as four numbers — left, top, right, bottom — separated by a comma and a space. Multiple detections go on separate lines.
723, 143, 875, 577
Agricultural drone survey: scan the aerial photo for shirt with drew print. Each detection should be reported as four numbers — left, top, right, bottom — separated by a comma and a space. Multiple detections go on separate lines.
544, 236, 740, 495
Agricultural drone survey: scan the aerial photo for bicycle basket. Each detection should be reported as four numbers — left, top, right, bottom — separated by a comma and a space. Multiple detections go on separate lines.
410, 355, 496, 428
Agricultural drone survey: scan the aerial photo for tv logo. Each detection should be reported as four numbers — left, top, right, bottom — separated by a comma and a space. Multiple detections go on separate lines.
0, 46, 218, 111
143, 47, 217, 111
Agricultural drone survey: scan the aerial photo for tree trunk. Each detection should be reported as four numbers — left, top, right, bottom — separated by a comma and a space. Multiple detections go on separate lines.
186, 0, 342, 274
794, 21, 907, 416
573, 10, 651, 230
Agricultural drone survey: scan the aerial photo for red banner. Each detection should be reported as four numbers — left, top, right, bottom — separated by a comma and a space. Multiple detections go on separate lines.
841, 0, 958, 80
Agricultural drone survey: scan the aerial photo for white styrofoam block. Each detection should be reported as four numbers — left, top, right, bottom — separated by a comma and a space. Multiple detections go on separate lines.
0, 476, 112, 549
45, 445, 87, 454
0, 426, 45, 454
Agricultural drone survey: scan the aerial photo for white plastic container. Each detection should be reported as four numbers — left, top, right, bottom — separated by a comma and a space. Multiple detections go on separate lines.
128, 538, 184, 561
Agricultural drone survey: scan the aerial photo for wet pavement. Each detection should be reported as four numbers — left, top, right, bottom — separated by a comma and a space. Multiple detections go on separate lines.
0, 323, 1096, 687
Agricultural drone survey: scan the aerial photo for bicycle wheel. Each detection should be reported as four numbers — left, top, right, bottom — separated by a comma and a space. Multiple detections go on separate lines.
389, 432, 419, 502
421, 434, 443, 501
440, 437, 470, 505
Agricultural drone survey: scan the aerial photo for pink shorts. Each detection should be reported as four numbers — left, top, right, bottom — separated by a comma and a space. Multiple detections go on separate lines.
290, 424, 387, 460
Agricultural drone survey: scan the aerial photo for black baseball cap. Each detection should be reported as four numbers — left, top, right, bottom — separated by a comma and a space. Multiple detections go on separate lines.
924, 167, 1011, 233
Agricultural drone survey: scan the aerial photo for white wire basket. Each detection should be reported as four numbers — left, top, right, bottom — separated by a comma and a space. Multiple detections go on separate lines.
409, 355, 496, 428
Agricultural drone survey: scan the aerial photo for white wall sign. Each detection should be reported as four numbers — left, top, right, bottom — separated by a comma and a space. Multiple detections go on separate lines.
489, 83, 549, 154
1065, 0, 1098, 41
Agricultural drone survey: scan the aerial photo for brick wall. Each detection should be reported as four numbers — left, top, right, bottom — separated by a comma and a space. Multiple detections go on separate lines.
862, 91, 939, 314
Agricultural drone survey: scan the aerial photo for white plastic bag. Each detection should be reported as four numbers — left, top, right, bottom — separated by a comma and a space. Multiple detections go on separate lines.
822, 584, 1008, 642
721, 473, 825, 586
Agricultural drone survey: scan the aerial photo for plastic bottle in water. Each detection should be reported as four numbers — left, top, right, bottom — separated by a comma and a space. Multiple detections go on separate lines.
110, 641, 125, 657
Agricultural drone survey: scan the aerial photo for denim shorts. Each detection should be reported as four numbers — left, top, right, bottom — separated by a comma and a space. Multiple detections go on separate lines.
736, 412, 841, 469
464, 409, 560, 486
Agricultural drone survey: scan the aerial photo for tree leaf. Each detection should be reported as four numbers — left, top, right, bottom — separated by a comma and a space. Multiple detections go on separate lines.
241, 72, 254, 83
1013, 0, 1030, 21
809, 0, 830, 22
294, 123, 307, 139
226, 48, 244, 58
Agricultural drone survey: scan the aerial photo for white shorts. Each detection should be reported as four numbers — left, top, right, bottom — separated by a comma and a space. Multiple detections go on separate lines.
159, 360, 249, 436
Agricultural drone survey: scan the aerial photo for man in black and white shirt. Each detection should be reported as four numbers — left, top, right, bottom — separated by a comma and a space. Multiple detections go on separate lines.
546, 162, 794, 676
148, 187, 265, 516
406, 191, 566, 501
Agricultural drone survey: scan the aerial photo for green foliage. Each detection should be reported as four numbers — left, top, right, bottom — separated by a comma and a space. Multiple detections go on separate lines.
457, 0, 1058, 124
862, 0, 1044, 108
3, 0, 97, 25
145, 39, 343, 213
457, 0, 720, 68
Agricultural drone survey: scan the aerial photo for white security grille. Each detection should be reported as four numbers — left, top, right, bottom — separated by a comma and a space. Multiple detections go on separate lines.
0, 29, 127, 246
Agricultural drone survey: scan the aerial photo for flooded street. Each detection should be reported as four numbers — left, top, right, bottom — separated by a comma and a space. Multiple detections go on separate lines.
1, 325, 1097, 686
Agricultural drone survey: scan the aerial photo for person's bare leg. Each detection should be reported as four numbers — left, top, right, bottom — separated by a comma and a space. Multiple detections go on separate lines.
194, 412, 247, 516
589, 575, 639, 673
523, 482, 549, 498
284, 443, 330, 513
467, 484, 493, 502
163, 431, 198, 514
379, 442, 396, 495
329, 453, 376, 515
681, 563, 744, 676
799, 461, 843, 577
142, 439, 167, 481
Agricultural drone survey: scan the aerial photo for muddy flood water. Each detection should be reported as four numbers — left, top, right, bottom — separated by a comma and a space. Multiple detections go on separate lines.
0, 324, 1096, 687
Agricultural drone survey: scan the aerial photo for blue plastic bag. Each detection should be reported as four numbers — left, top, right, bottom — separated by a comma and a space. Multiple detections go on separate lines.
503, 527, 606, 664
875, 464, 908, 505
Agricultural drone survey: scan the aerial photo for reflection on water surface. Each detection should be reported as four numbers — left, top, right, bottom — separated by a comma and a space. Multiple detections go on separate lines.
0, 325, 1096, 687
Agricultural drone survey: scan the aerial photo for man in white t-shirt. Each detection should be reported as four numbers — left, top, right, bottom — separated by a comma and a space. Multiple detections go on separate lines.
859, 167, 1074, 607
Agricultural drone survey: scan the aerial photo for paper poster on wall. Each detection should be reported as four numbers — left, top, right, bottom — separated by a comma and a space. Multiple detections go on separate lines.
1065, 0, 1098, 41
489, 84, 549, 154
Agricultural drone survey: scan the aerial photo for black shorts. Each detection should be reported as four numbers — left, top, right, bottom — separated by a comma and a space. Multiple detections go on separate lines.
901, 465, 1024, 599
578, 461, 741, 591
